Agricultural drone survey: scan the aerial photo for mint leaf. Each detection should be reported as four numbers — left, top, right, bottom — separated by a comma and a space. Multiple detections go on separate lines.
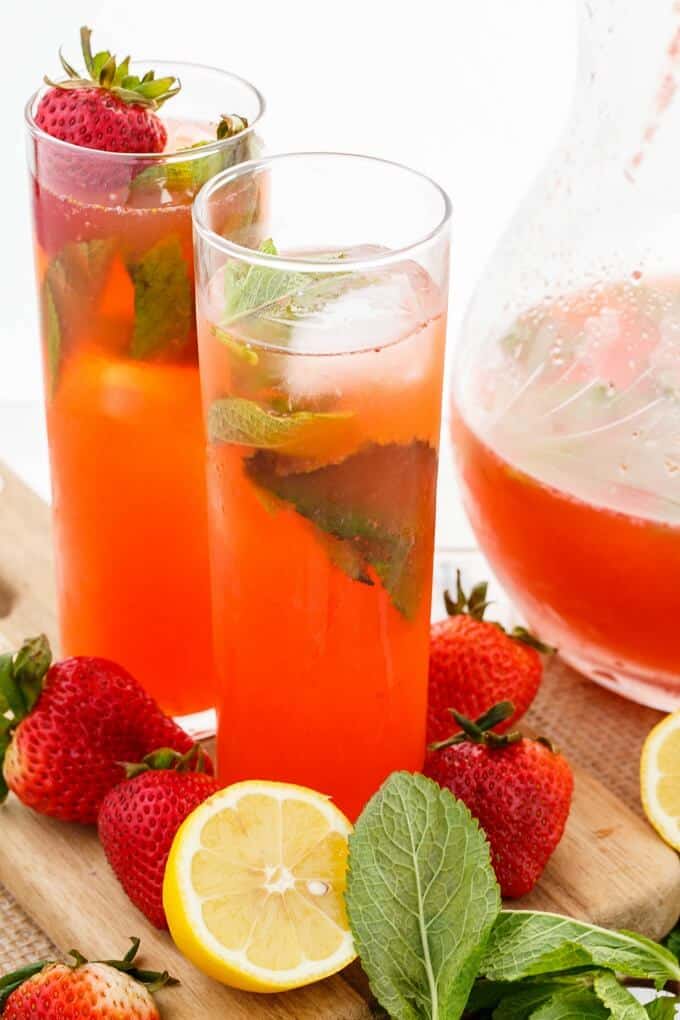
41, 280, 61, 394
592, 972, 647, 1020
664, 927, 680, 962
41, 239, 115, 391
645, 997, 679, 1020
245, 441, 437, 617
529, 987, 611, 1020
222, 239, 307, 327
208, 396, 352, 452
211, 327, 259, 366
346, 772, 500, 1020
480, 913, 680, 986
129, 236, 192, 359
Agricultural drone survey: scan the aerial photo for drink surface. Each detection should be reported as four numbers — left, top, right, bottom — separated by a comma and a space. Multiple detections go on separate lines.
454, 279, 680, 705
199, 248, 447, 818
32, 118, 245, 718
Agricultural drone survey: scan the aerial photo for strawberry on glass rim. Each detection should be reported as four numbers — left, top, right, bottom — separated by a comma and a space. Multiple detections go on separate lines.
35, 26, 179, 154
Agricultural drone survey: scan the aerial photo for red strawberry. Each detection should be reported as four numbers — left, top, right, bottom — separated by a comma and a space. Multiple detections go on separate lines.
425, 702, 573, 897
427, 571, 552, 744
99, 748, 221, 929
0, 635, 213, 824
1, 939, 173, 1020
35, 27, 178, 154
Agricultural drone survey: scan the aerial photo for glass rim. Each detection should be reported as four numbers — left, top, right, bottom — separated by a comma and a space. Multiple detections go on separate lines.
192, 151, 453, 274
24, 59, 266, 163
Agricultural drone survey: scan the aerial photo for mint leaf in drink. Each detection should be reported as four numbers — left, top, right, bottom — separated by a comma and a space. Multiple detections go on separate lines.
346, 772, 500, 1020
131, 116, 252, 195
480, 912, 680, 986
41, 239, 115, 392
129, 236, 192, 359
211, 327, 259, 366
208, 396, 353, 453
245, 441, 437, 617
222, 239, 308, 327
592, 971, 648, 1020
41, 281, 61, 394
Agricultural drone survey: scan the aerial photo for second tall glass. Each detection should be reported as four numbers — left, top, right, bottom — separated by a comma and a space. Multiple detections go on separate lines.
194, 153, 450, 817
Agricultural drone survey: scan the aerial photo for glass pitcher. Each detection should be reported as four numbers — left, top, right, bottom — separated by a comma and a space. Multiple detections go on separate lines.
451, 0, 680, 710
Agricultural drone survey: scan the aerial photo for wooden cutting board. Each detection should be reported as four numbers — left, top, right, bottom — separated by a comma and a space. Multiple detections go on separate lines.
1, 458, 680, 1019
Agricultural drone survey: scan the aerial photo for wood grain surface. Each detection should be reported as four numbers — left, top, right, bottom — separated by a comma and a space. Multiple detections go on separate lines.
1, 457, 680, 1019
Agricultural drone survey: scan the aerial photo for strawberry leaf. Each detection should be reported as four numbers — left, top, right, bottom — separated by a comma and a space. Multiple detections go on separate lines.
0, 654, 25, 719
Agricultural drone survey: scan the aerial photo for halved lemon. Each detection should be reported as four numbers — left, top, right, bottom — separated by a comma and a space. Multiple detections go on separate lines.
162, 780, 356, 992
640, 708, 680, 850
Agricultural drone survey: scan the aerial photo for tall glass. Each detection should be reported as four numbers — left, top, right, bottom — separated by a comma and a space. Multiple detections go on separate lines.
193, 153, 450, 818
26, 64, 265, 734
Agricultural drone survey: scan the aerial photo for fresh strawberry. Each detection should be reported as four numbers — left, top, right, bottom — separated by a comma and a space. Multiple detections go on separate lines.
0, 939, 173, 1019
98, 748, 221, 929
35, 27, 178, 154
0, 635, 212, 824
427, 571, 553, 744
425, 702, 573, 897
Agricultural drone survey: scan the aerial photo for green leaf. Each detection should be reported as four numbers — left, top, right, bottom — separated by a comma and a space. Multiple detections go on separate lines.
529, 987, 611, 1020
13, 635, 52, 714
494, 983, 578, 1020
129, 236, 192, 359
245, 441, 437, 618
222, 239, 307, 327
0, 654, 24, 719
131, 133, 253, 196
644, 996, 679, 1020
592, 972, 647, 1020
41, 239, 115, 393
41, 280, 61, 394
207, 396, 352, 451
480, 913, 680, 987
664, 927, 680, 962
346, 772, 501, 1020
211, 327, 259, 365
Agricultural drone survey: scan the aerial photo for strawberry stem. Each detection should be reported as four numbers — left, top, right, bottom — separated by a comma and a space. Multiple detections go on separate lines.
120, 743, 209, 779
428, 701, 522, 752
442, 570, 555, 653
45, 27, 181, 110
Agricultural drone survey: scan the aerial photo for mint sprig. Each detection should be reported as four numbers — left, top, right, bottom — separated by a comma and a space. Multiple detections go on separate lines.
347, 773, 680, 1020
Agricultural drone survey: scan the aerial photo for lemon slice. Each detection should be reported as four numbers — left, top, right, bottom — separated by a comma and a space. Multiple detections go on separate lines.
163, 781, 356, 992
640, 708, 680, 850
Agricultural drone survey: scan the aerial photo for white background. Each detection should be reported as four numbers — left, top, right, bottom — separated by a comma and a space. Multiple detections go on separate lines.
0, 0, 578, 502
